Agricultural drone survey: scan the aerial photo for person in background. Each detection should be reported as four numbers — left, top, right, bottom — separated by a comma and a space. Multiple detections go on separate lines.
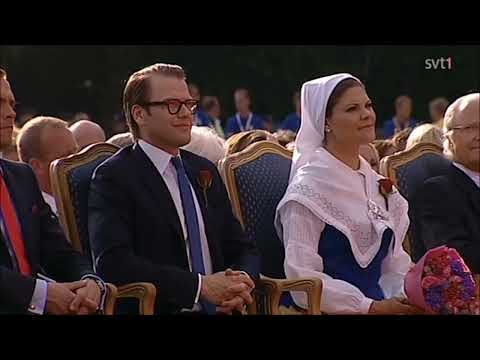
373, 139, 397, 161
0, 67, 105, 315
69, 120, 106, 150
405, 123, 443, 151
225, 88, 264, 138
359, 143, 380, 173
225, 129, 278, 156
391, 127, 413, 153
182, 126, 226, 166
201, 96, 225, 138
273, 129, 297, 148
0, 125, 20, 161
16, 116, 78, 215
280, 91, 301, 132
383, 95, 417, 139
429, 97, 449, 129
188, 83, 212, 128
107, 132, 134, 148
411, 93, 480, 270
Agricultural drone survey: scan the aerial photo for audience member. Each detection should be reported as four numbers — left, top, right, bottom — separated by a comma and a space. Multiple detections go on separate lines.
412, 93, 479, 271
225, 88, 264, 138
383, 95, 417, 138
17, 116, 78, 215
0, 67, 105, 315
89, 63, 259, 314
69, 120, 106, 150
429, 97, 449, 129
225, 129, 278, 156
405, 123, 443, 150
280, 91, 301, 132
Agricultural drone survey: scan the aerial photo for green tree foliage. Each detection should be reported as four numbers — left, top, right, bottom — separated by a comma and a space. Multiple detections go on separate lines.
1, 45, 478, 135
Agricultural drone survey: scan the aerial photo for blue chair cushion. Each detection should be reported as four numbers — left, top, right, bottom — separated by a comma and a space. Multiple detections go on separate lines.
234, 153, 291, 279
396, 153, 451, 201
67, 155, 112, 266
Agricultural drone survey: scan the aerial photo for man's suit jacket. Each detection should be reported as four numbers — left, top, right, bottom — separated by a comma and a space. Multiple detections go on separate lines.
88, 143, 260, 314
411, 164, 480, 272
0, 159, 94, 314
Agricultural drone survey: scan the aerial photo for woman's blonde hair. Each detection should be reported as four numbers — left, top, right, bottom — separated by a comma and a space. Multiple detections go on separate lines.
372, 139, 396, 160
225, 130, 278, 156
405, 123, 443, 150
273, 129, 297, 147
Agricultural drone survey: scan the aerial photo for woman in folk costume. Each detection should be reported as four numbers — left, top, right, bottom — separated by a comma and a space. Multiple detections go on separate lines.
275, 74, 421, 314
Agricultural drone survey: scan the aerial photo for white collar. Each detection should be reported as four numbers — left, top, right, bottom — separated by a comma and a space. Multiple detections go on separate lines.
138, 139, 178, 176
277, 146, 410, 268
42, 191, 58, 214
453, 162, 480, 188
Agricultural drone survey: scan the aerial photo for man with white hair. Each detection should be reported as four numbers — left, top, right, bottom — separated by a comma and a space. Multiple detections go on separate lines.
181, 126, 226, 165
69, 120, 106, 150
412, 93, 480, 271
17, 116, 78, 215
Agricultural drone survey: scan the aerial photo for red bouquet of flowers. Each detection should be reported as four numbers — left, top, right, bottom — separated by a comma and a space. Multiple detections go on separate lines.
404, 246, 479, 315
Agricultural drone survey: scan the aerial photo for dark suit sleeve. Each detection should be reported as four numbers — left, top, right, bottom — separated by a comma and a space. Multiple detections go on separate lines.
415, 178, 480, 272
0, 266, 35, 311
88, 164, 199, 309
24, 166, 94, 282
212, 166, 260, 280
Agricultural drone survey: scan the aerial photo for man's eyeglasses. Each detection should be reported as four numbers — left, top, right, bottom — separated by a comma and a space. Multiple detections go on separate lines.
447, 123, 480, 133
139, 99, 198, 115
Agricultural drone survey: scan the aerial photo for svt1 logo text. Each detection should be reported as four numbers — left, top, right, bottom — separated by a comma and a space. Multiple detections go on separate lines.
425, 57, 453, 70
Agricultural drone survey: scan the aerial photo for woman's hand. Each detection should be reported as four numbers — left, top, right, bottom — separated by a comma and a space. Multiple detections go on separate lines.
368, 297, 424, 315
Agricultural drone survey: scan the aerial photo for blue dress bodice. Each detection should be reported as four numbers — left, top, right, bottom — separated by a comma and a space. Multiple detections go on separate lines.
318, 224, 393, 300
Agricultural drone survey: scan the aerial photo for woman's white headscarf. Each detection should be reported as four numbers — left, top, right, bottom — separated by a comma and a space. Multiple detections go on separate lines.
291, 73, 359, 179
276, 73, 410, 268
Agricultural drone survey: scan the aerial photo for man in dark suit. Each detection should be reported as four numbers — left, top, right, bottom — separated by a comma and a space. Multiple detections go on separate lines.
0, 67, 104, 314
89, 63, 260, 314
412, 93, 479, 272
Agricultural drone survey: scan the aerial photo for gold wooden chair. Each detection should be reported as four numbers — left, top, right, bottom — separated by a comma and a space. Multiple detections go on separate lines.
50, 143, 156, 315
379, 142, 449, 256
219, 140, 322, 315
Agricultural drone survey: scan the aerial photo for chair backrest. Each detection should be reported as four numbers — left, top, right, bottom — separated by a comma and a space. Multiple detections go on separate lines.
50, 143, 119, 265
219, 140, 292, 279
380, 142, 450, 200
380, 142, 451, 255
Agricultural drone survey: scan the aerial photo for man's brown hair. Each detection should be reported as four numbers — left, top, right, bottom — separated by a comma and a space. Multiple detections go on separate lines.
123, 63, 186, 140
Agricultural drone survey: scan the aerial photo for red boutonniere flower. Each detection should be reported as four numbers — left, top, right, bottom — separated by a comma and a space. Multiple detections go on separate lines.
198, 170, 213, 207
378, 178, 394, 211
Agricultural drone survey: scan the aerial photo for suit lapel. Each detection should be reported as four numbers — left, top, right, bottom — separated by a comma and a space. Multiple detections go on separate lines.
450, 164, 480, 216
131, 144, 185, 246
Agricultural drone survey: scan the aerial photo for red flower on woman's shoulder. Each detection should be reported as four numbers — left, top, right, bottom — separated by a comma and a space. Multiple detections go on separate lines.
378, 178, 394, 211
378, 178, 394, 196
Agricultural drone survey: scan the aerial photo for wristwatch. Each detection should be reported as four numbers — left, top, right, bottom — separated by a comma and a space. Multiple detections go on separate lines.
91, 278, 106, 294
88, 277, 106, 314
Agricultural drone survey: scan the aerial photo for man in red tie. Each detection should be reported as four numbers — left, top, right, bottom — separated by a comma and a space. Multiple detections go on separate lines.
0, 67, 104, 315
